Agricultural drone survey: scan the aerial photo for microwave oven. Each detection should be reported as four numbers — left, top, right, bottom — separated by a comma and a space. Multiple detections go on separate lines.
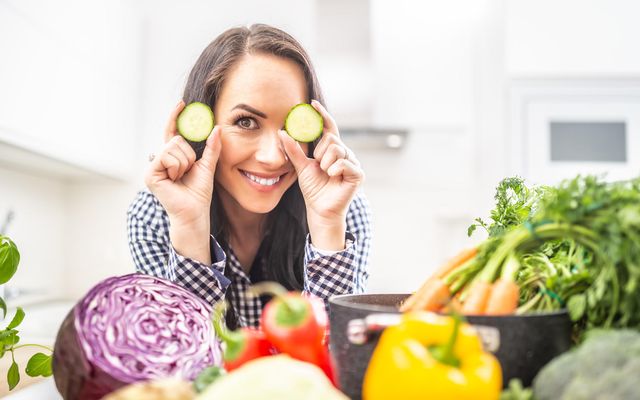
509, 80, 640, 185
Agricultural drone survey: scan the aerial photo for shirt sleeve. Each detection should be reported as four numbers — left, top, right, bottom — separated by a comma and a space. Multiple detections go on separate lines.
303, 191, 373, 300
126, 190, 230, 305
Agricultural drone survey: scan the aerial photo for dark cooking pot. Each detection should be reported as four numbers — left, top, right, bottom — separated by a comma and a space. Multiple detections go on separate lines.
329, 293, 572, 400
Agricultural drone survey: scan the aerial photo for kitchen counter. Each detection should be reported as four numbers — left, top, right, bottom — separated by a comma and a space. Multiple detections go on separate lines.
2, 378, 60, 399
0, 345, 52, 397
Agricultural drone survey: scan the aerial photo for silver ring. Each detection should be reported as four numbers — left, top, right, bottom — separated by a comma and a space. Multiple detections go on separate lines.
148, 153, 155, 162
343, 147, 350, 161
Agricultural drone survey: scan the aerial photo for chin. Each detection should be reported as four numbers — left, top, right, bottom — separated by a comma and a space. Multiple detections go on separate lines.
239, 198, 281, 214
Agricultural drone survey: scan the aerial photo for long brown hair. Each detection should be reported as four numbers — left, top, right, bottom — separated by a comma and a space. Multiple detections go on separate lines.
182, 24, 325, 327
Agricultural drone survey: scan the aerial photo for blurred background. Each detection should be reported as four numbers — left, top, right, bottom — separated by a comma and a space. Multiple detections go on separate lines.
1, 0, 640, 358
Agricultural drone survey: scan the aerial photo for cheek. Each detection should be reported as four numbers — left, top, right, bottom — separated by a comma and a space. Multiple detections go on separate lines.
218, 136, 248, 167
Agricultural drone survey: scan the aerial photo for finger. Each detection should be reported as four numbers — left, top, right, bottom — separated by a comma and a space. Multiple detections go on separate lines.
173, 135, 197, 170
164, 100, 185, 143
279, 130, 311, 172
320, 143, 347, 172
197, 126, 222, 174
166, 143, 190, 179
313, 132, 342, 160
345, 148, 361, 168
159, 152, 182, 181
311, 99, 339, 138
327, 159, 365, 183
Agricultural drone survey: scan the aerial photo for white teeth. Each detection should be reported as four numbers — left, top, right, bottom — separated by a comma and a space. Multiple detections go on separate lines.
243, 171, 280, 186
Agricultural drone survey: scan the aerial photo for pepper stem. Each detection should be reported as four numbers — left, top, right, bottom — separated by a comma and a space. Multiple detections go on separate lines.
429, 313, 462, 368
249, 282, 306, 315
211, 301, 246, 361
212, 302, 236, 343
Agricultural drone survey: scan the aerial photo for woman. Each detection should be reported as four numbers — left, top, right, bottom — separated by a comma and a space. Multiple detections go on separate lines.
127, 24, 372, 329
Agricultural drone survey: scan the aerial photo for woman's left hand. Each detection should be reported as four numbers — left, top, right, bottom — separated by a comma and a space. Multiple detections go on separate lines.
279, 100, 364, 250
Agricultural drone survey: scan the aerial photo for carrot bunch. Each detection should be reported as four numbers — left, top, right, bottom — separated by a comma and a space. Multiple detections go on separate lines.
400, 247, 521, 316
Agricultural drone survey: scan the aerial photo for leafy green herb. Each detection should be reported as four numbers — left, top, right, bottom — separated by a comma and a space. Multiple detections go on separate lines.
500, 378, 533, 400
6, 308, 24, 330
25, 353, 53, 377
7, 360, 19, 390
0, 234, 53, 390
567, 294, 586, 321
193, 365, 226, 393
0, 236, 19, 285
0, 297, 6, 320
464, 175, 640, 340
468, 177, 545, 238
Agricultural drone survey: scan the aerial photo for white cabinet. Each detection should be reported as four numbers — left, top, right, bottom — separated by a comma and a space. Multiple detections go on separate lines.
0, 0, 138, 181
370, 0, 492, 130
506, 0, 640, 77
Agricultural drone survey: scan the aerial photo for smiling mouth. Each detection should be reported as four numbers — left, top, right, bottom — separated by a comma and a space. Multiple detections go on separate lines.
240, 170, 286, 187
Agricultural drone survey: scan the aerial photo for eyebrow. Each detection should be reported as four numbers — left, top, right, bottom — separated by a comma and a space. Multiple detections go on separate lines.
231, 103, 267, 119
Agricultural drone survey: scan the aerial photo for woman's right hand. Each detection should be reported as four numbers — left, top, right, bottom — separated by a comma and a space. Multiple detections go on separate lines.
144, 101, 222, 263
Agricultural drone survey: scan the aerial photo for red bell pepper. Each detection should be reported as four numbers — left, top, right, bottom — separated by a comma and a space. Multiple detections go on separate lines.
212, 302, 274, 371
251, 282, 336, 385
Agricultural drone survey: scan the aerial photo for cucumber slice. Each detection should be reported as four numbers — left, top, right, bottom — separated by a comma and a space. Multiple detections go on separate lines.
284, 104, 323, 143
177, 102, 215, 142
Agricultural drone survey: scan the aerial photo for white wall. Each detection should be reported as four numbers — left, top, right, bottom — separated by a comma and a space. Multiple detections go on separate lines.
0, 167, 66, 301
63, 181, 138, 298
360, 0, 505, 292
0, 168, 138, 301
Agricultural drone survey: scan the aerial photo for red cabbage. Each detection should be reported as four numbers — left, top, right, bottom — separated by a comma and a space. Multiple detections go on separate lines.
53, 273, 221, 400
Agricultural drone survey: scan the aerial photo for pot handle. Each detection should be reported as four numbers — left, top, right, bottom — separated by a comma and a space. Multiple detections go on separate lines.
347, 313, 402, 345
347, 314, 501, 352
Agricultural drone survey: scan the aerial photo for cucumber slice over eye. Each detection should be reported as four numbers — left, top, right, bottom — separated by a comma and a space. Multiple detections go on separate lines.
177, 102, 215, 142
284, 103, 323, 143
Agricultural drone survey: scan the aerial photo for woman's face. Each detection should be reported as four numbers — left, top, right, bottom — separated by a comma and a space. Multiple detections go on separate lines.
214, 53, 309, 215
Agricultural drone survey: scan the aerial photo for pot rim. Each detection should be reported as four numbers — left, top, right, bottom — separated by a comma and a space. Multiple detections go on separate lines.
329, 293, 570, 318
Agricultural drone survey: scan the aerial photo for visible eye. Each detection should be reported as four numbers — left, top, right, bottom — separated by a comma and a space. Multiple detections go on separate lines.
236, 116, 258, 130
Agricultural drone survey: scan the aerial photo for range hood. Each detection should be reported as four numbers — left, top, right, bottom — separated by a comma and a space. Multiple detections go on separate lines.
314, 0, 407, 149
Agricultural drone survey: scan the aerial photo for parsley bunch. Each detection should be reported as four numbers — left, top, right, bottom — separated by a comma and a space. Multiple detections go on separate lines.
469, 175, 640, 339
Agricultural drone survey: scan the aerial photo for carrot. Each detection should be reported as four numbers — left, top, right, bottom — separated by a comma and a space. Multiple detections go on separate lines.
400, 278, 451, 312
441, 297, 463, 314
485, 279, 519, 315
485, 253, 521, 315
431, 247, 478, 279
400, 247, 477, 312
400, 278, 435, 312
461, 280, 492, 314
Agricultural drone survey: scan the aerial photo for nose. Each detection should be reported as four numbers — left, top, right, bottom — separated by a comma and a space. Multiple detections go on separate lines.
255, 130, 288, 167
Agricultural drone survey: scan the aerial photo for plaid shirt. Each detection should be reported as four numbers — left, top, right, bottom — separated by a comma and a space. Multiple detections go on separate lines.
126, 190, 372, 328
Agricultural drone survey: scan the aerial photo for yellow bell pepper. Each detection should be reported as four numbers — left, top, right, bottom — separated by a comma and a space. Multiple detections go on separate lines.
362, 312, 502, 400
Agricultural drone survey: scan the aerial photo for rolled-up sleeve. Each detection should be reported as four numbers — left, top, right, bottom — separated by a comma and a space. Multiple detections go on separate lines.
303, 192, 373, 300
126, 190, 230, 305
